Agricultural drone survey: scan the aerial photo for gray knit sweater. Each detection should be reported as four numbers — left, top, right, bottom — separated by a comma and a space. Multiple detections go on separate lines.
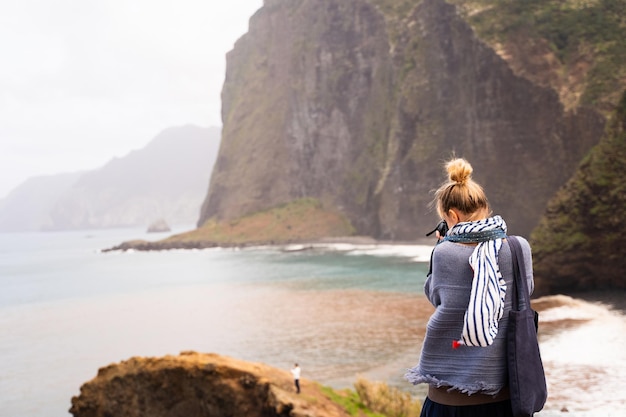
406, 237, 534, 395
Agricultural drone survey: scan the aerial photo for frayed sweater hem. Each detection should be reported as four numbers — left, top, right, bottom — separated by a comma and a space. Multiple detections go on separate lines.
404, 369, 505, 396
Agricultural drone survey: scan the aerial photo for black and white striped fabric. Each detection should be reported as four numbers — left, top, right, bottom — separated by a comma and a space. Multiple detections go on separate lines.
445, 215, 508, 347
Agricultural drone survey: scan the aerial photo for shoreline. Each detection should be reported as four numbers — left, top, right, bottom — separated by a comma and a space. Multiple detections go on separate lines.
566, 290, 626, 314
102, 234, 437, 252
533, 293, 626, 415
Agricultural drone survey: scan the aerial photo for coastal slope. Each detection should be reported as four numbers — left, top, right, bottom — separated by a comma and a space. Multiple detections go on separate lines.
70, 352, 354, 417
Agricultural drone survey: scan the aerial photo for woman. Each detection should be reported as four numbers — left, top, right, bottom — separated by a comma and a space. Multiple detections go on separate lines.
406, 158, 534, 417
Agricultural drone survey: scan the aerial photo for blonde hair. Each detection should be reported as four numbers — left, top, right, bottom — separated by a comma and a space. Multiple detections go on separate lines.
434, 158, 490, 219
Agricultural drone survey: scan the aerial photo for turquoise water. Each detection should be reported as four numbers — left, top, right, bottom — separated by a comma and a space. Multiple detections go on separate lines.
0, 228, 432, 417
0, 229, 430, 308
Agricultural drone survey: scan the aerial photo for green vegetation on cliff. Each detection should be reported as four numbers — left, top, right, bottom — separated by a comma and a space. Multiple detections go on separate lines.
450, 0, 626, 112
367, 0, 626, 113
182, 198, 354, 245
365, 0, 420, 47
368, 0, 626, 110
531, 90, 626, 294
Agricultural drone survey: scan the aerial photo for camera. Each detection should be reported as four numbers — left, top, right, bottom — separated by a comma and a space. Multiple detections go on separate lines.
426, 220, 448, 237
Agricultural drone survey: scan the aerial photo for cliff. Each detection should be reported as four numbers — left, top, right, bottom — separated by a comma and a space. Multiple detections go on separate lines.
70, 352, 354, 417
197, 0, 607, 240
530, 90, 626, 295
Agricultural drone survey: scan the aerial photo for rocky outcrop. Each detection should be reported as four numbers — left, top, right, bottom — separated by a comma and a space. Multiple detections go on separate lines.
198, 0, 605, 240
104, 198, 355, 251
70, 352, 353, 417
147, 219, 171, 233
530, 91, 626, 295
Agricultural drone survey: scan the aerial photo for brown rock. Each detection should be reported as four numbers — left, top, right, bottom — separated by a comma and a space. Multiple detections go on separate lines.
70, 352, 352, 417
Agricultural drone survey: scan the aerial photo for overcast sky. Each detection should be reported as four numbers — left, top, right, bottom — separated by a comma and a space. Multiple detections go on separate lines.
0, 0, 263, 199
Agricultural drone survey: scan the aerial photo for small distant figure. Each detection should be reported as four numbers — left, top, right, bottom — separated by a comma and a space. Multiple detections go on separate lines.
290, 363, 301, 394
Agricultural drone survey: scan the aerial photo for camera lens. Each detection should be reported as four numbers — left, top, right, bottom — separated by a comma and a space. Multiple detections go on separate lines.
426, 220, 448, 237
437, 220, 448, 236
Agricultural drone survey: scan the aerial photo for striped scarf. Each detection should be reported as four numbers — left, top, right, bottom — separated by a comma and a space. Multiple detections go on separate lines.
444, 215, 508, 347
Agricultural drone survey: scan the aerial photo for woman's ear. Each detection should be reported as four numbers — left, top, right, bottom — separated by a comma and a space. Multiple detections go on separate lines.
447, 209, 460, 224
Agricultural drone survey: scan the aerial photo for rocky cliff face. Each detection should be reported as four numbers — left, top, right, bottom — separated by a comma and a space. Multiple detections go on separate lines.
70, 352, 352, 417
198, 0, 605, 239
371, 0, 605, 239
201, 0, 394, 235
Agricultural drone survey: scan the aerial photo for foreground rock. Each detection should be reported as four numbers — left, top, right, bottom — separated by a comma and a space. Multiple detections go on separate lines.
70, 352, 353, 417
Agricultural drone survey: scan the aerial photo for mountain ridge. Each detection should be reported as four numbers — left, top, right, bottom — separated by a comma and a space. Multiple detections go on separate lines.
0, 125, 220, 232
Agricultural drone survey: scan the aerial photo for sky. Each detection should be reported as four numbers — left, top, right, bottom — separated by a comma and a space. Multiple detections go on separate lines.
0, 0, 263, 199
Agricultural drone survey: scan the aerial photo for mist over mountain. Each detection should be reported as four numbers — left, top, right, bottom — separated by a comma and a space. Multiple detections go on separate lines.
0, 172, 84, 232
0, 125, 221, 232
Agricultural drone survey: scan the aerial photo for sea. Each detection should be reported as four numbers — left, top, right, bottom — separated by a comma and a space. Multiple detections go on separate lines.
0, 227, 625, 417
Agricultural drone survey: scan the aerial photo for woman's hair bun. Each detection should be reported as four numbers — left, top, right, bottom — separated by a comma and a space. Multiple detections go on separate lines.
434, 157, 488, 217
446, 158, 473, 185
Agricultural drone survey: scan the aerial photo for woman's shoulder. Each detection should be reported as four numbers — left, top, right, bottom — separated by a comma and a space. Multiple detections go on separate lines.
435, 239, 475, 249
433, 240, 475, 257
507, 234, 530, 246
506, 235, 532, 255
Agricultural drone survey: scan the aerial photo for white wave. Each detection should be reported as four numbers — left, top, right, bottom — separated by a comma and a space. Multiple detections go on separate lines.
274, 242, 435, 262
344, 244, 434, 262
538, 297, 626, 414
539, 303, 607, 322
